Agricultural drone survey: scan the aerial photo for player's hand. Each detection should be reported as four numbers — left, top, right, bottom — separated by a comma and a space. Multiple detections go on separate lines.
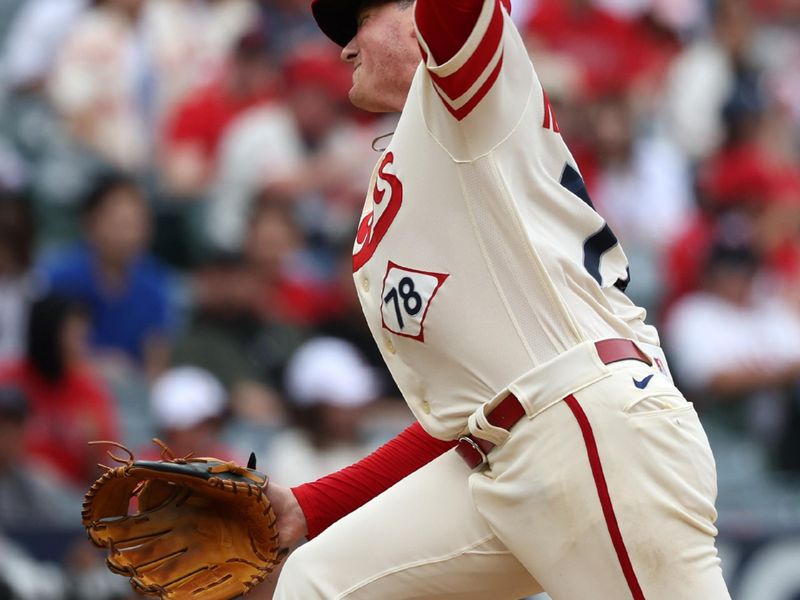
267, 481, 309, 549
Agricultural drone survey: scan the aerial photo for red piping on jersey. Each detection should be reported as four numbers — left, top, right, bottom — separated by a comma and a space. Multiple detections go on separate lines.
542, 90, 561, 133
424, 0, 505, 101
433, 55, 504, 121
564, 395, 646, 600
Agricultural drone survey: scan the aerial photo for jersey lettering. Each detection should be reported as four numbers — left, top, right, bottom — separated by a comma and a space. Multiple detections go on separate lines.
353, 152, 403, 272
559, 164, 630, 291
381, 262, 449, 342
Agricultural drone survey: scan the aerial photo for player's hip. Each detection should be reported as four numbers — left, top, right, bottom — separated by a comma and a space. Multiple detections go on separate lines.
457, 339, 714, 496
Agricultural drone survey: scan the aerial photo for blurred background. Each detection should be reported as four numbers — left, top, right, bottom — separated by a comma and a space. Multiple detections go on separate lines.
0, 0, 798, 598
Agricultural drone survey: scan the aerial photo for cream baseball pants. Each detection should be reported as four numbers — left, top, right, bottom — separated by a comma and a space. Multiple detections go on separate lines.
273, 356, 731, 599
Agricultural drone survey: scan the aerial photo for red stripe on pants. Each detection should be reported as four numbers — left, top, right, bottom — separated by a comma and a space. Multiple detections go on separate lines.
564, 394, 645, 600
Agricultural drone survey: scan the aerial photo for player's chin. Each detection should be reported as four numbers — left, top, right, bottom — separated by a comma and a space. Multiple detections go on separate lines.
348, 86, 374, 112
348, 86, 397, 114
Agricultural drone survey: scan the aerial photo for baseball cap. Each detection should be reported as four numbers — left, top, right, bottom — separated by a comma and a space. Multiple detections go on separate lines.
286, 337, 379, 408
150, 367, 227, 430
311, 0, 365, 47
311, 0, 512, 48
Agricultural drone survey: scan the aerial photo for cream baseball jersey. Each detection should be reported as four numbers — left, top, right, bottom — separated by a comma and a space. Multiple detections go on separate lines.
352, 0, 660, 440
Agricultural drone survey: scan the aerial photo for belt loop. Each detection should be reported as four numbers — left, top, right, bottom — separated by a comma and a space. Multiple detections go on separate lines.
468, 404, 510, 446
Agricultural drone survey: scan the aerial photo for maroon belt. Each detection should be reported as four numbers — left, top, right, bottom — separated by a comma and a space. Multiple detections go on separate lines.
455, 339, 652, 470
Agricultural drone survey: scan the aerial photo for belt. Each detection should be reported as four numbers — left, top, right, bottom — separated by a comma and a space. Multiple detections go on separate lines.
455, 339, 652, 470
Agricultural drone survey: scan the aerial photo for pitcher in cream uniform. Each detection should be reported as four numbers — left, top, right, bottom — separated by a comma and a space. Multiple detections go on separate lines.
268, 1, 731, 598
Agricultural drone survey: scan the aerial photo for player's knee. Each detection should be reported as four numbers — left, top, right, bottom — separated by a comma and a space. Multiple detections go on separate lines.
273, 543, 328, 599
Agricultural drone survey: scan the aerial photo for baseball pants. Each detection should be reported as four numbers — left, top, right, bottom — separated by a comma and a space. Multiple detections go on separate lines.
274, 348, 731, 599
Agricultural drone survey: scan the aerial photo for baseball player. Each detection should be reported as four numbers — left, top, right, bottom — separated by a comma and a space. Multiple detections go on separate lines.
265, 1, 733, 598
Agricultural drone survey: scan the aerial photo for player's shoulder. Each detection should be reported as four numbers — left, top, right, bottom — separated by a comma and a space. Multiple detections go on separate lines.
412, 5, 543, 160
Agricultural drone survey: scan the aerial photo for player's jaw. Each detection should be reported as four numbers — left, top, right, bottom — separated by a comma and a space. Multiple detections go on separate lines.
341, 1, 421, 113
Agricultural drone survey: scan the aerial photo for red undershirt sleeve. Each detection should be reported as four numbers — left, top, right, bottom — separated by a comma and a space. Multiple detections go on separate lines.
291, 422, 457, 539
415, 0, 511, 65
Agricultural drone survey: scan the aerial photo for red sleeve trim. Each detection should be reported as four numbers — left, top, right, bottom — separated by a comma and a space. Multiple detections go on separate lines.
434, 54, 504, 121
426, 0, 505, 102
291, 422, 456, 539
415, 0, 483, 65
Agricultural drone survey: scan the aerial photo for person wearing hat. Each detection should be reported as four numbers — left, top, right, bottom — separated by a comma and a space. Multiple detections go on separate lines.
261, 1, 731, 598
265, 337, 381, 486
146, 366, 239, 461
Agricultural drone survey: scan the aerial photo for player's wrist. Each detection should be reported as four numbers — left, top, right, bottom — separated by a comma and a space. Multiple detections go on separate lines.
270, 483, 309, 547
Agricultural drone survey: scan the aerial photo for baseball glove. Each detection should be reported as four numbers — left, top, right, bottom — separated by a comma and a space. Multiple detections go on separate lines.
82, 440, 285, 599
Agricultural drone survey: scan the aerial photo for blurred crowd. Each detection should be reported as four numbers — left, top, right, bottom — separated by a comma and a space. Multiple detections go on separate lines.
0, 0, 798, 597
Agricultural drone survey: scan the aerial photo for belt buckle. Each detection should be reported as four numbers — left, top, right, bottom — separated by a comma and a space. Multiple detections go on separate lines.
458, 436, 488, 469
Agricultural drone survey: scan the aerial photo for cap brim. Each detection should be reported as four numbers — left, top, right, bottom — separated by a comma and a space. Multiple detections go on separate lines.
312, 0, 363, 47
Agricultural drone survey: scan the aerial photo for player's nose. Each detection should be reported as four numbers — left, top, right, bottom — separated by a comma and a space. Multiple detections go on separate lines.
341, 38, 358, 62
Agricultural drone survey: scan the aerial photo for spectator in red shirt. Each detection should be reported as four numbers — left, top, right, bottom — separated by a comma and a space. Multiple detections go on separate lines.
525, 0, 676, 98
664, 88, 800, 317
160, 28, 279, 198
244, 196, 338, 327
0, 293, 119, 490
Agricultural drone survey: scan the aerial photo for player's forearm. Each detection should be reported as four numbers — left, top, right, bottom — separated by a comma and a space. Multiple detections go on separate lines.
291, 422, 456, 539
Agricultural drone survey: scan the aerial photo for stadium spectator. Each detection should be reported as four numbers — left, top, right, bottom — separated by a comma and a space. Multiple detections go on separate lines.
584, 93, 694, 312
0, 293, 119, 489
205, 41, 372, 251
170, 250, 303, 405
144, 0, 258, 126
0, 534, 69, 600
665, 225, 800, 472
0, 192, 39, 361
1, 0, 86, 93
0, 385, 81, 528
146, 365, 238, 461
42, 172, 175, 379
160, 27, 279, 199
256, 0, 321, 57
663, 73, 800, 313
525, 0, 677, 99
664, 0, 758, 159
266, 337, 380, 486
46, 0, 151, 170
315, 237, 401, 400
244, 195, 335, 327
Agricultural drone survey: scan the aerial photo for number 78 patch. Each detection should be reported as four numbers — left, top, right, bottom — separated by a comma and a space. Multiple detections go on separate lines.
381, 262, 449, 342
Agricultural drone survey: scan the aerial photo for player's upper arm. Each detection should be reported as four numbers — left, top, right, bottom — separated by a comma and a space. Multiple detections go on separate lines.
413, 0, 536, 159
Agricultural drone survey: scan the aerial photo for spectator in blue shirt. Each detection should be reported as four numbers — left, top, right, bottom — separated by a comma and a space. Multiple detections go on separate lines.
42, 172, 174, 379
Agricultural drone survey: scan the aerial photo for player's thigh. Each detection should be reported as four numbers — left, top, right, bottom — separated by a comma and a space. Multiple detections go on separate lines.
472, 367, 730, 600
274, 449, 542, 600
